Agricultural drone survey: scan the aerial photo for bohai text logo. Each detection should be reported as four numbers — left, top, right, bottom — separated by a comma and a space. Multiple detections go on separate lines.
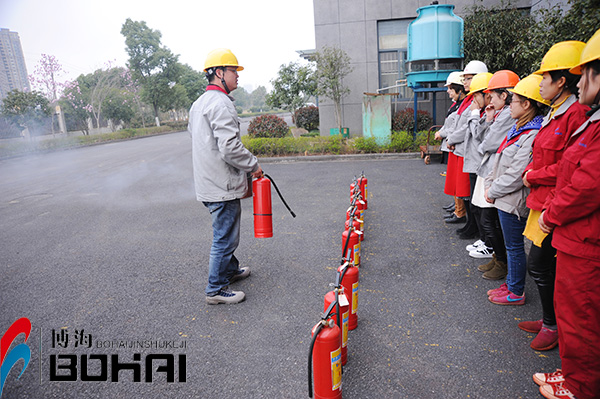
1, 318, 32, 398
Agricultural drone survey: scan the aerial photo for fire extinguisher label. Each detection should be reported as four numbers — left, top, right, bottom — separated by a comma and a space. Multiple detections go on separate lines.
342, 311, 349, 348
352, 282, 358, 314
365, 184, 368, 199
330, 347, 342, 390
353, 243, 360, 265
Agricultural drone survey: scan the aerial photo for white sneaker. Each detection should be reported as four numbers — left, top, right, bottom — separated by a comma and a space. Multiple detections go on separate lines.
469, 246, 494, 259
206, 288, 245, 305
466, 239, 484, 252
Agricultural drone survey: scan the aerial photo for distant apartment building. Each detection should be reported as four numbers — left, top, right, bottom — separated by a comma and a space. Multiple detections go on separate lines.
0, 28, 31, 99
310, 0, 568, 137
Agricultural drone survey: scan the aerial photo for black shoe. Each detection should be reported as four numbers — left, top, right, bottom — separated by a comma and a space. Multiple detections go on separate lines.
458, 231, 478, 239
442, 203, 455, 211
445, 215, 466, 224
455, 225, 468, 234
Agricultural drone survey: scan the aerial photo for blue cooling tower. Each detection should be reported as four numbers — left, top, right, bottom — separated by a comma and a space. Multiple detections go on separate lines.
406, 3, 464, 87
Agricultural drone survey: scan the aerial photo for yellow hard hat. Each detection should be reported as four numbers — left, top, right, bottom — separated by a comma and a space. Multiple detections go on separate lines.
535, 41, 586, 75
508, 74, 551, 106
466, 72, 493, 95
570, 29, 600, 75
204, 48, 244, 72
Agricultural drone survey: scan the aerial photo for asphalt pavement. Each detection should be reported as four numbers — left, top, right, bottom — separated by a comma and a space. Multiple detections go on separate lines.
0, 131, 560, 398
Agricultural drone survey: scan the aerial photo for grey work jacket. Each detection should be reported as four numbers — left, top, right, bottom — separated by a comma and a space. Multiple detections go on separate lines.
476, 106, 514, 179
189, 89, 258, 202
463, 109, 487, 174
437, 110, 459, 153
446, 108, 470, 157
485, 128, 539, 219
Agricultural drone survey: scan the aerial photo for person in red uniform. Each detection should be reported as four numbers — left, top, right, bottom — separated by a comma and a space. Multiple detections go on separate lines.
534, 29, 600, 399
519, 41, 589, 352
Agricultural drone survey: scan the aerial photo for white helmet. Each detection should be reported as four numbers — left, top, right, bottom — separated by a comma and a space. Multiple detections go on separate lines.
460, 60, 488, 76
444, 71, 464, 86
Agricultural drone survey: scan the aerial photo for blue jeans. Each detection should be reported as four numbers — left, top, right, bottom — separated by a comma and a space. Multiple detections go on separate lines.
202, 200, 241, 295
497, 210, 527, 296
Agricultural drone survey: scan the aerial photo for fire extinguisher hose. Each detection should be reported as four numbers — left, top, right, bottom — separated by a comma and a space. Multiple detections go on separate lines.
308, 301, 337, 398
307, 322, 323, 398
264, 174, 296, 218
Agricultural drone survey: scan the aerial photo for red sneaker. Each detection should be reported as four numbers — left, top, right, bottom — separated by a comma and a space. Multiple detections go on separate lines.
489, 291, 525, 306
533, 369, 564, 386
487, 283, 508, 297
539, 382, 577, 399
518, 319, 543, 333
531, 327, 558, 351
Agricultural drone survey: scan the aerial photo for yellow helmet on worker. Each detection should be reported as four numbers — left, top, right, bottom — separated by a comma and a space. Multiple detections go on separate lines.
204, 48, 244, 72
467, 72, 494, 96
570, 29, 600, 75
535, 41, 586, 75
508, 74, 551, 106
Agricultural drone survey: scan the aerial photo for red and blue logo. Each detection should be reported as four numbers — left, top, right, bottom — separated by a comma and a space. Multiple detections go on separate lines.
1, 318, 31, 398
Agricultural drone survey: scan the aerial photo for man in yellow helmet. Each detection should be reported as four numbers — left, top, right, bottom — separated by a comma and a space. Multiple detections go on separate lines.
188, 48, 262, 305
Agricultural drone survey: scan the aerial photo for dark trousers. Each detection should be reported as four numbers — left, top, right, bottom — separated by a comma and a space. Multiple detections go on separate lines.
527, 233, 556, 326
480, 207, 507, 263
461, 173, 481, 237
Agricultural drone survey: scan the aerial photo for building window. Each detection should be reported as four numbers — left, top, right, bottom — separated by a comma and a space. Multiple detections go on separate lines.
377, 19, 414, 99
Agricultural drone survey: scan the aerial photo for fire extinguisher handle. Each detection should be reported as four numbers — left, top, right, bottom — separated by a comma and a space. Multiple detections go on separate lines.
264, 174, 296, 218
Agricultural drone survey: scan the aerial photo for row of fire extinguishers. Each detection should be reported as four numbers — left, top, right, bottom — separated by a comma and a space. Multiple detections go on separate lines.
308, 173, 368, 399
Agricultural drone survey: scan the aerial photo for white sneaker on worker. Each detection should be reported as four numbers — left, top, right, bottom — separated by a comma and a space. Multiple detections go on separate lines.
206, 287, 245, 305
466, 239, 485, 252
469, 246, 494, 259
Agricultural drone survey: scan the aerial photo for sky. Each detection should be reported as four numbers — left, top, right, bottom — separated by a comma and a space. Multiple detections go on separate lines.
0, 0, 316, 93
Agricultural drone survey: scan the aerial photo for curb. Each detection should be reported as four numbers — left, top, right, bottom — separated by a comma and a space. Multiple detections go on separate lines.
259, 152, 421, 163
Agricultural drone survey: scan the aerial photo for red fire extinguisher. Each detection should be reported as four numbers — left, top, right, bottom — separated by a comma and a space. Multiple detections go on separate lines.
253, 174, 296, 238
324, 285, 349, 365
342, 224, 361, 267
359, 173, 368, 210
338, 262, 359, 330
308, 301, 343, 399
346, 206, 363, 235
345, 215, 363, 241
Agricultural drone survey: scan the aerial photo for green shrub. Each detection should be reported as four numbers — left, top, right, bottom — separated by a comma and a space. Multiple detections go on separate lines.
163, 120, 188, 131
392, 108, 433, 132
353, 137, 380, 153
388, 131, 414, 152
248, 114, 289, 138
294, 106, 319, 131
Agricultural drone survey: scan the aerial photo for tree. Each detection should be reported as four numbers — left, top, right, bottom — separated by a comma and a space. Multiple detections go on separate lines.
250, 86, 268, 111
517, 0, 600, 74
1, 89, 51, 135
230, 86, 251, 111
61, 79, 92, 135
462, 3, 534, 76
463, 0, 600, 77
29, 54, 64, 102
103, 88, 135, 129
81, 64, 126, 129
121, 69, 147, 128
121, 18, 183, 126
266, 62, 316, 118
179, 64, 207, 108
314, 46, 353, 134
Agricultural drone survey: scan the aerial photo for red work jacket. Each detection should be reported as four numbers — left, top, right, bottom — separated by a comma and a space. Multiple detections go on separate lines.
525, 96, 589, 211
543, 108, 600, 261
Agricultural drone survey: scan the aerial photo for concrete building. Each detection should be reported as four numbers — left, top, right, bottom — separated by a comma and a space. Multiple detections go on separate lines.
311, 0, 567, 137
0, 28, 30, 100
